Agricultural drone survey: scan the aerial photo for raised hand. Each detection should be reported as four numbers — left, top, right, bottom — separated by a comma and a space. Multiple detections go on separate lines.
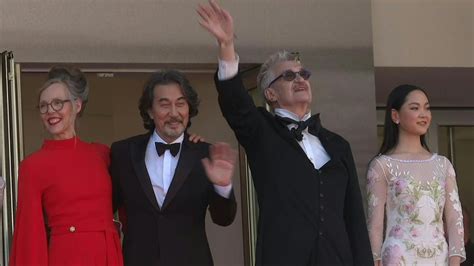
197, 0, 234, 47
201, 142, 237, 186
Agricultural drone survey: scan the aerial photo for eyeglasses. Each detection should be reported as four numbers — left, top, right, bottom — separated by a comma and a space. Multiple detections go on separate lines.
38, 99, 72, 114
267, 69, 311, 88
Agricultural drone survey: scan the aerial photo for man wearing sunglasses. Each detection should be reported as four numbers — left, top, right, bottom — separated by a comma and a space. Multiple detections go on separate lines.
198, 1, 372, 265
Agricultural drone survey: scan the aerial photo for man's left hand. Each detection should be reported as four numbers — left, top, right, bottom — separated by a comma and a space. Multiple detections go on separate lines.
202, 142, 237, 186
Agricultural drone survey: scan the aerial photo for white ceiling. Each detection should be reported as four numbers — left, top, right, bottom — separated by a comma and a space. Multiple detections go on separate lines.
0, 0, 373, 63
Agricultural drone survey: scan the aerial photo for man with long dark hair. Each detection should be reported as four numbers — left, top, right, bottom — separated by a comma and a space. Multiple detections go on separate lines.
110, 70, 237, 265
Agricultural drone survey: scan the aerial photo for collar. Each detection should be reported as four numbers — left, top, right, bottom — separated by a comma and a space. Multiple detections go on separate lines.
274, 108, 311, 122
152, 130, 184, 144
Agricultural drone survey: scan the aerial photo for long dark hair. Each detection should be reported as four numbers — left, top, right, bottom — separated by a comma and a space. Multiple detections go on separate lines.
138, 70, 200, 131
378, 84, 431, 155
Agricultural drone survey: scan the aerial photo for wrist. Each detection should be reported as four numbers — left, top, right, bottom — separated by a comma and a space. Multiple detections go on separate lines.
219, 39, 234, 49
448, 255, 461, 266
218, 41, 236, 62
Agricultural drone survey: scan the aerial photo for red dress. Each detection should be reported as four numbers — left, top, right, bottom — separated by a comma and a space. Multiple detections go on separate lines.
10, 137, 123, 266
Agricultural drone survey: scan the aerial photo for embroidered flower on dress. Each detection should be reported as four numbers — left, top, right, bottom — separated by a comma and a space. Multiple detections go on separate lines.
367, 193, 379, 228
433, 226, 441, 238
449, 191, 461, 213
382, 244, 404, 265
410, 227, 419, 238
389, 224, 404, 239
370, 156, 466, 264
401, 201, 416, 215
367, 167, 380, 186
447, 164, 456, 178
395, 179, 408, 196
368, 193, 378, 208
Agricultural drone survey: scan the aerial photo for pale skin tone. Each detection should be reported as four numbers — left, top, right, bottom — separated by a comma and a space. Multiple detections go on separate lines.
39, 83, 82, 140
148, 82, 236, 186
202, 142, 237, 186
264, 61, 312, 117
389, 90, 432, 159
384, 90, 461, 266
197, 0, 311, 119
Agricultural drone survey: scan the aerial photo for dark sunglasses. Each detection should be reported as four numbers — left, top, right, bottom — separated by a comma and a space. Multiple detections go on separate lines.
268, 69, 311, 88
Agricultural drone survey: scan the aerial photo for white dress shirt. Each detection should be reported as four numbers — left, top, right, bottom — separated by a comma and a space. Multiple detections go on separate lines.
274, 109, 331, 169
218, 56, 331, 170
145, 131, 232, 207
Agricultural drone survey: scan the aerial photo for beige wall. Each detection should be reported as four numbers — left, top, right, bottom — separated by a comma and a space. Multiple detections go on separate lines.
1, 1, 373, 64
305, 51, 378, 196
372, 0, 474, 67
6, 0, 472, 68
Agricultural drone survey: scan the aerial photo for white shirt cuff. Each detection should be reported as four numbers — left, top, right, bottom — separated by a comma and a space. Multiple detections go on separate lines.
217, 54, 240, 81
213, 183, 233, 198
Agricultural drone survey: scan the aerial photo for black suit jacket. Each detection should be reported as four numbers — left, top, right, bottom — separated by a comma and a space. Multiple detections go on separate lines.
214, 72, 372, 266
110, 133, 237, 266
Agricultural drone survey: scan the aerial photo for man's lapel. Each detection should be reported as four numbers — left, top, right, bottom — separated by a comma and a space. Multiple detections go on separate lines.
162, 136, 201, 210
130, 134, 161, 212
317, 128, 343, 169
259, 108, 307, 158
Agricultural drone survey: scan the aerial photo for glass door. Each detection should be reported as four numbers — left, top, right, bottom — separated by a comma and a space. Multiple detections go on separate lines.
0, 51, 23, 265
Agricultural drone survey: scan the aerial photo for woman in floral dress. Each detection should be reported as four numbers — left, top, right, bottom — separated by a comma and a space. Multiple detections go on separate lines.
367, 84, 465, 265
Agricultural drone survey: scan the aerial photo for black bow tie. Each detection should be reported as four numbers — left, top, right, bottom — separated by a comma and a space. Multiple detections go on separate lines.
155, 142, 181, 157
275, 114, 321, 141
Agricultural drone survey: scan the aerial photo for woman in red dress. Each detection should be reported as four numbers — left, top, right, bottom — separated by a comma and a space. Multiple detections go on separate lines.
10, 67, 123, 266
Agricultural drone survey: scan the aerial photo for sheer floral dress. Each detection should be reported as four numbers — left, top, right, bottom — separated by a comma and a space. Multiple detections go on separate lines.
367, 154, 465, 265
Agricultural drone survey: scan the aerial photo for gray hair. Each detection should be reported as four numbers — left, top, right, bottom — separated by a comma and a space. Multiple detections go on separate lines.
256, 50, 300, 104
39, 66, 89, 116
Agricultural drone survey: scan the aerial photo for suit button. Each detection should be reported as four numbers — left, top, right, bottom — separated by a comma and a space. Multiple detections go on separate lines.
69, 226, 76, 232
320, 217, 325, 222
320, 180, 324, 185
318, 169, 323, 174
320, 205, 324, 211
319, 193, 324, 198
319, 231, 323, 236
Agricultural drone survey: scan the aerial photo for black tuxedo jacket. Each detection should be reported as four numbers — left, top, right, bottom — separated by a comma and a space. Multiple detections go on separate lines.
214, 72, 372, 265
110, 133, 237, 266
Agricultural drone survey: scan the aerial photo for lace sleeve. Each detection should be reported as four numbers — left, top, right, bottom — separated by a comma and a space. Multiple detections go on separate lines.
443, 157, 466, 262
366, 157, 387, 261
